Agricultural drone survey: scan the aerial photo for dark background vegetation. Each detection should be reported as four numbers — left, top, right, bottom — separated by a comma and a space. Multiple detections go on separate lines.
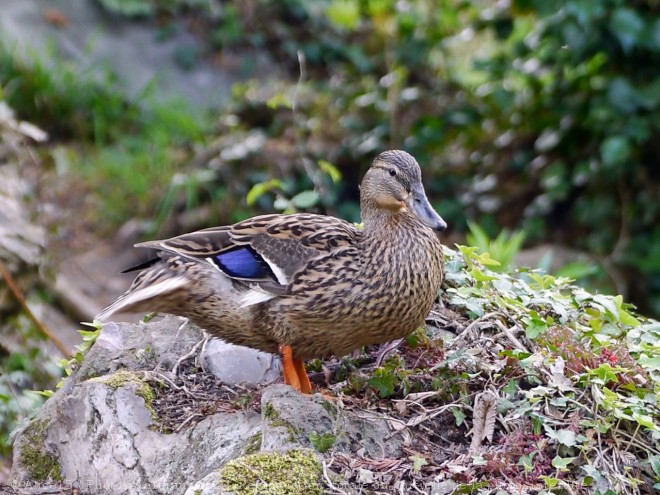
6, 0, 658, 311
1, 0, 659, 478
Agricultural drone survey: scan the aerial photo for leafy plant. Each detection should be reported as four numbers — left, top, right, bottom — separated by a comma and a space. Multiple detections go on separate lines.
0, 42, 139, 142
439, 245, 660, 491
308, 431, 336, 453
0, 316, 61, 459
54, 323, 102, 389
466, 221, 525, 272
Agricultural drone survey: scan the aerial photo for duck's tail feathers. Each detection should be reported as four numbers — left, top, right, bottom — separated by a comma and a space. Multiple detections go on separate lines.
95, 276, 189, 321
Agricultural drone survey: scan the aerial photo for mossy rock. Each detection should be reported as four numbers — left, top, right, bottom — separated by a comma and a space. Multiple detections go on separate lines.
262, 400, 302, 443
244, 432, 262, 455
90, 369, 157, 420
219, 448, 323, 495
17, 419, 62, 482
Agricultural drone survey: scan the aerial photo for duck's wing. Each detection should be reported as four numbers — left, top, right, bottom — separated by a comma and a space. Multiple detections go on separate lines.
96, 214, 358, 321
136, 213, 359, 299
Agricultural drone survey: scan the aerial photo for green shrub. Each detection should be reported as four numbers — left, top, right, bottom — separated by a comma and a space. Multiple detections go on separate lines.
0, 43, 139, 142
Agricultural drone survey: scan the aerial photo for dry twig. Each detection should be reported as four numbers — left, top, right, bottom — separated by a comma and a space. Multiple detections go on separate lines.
0, 259, 70, 356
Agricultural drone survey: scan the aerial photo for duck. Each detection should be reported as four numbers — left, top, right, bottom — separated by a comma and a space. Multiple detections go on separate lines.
96, 150, 446, 393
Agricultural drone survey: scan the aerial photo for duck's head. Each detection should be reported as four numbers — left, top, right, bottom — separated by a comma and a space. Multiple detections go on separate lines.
360, 150, 447, 232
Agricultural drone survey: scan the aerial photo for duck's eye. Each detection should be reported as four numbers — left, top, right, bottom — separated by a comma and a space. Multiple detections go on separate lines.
389, 169, 397, 177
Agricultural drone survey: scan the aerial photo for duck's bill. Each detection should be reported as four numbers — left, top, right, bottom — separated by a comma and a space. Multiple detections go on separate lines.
410, 188, 447, 231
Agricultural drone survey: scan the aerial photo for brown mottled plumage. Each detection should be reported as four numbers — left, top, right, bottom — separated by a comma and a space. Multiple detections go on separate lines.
97, 150, 446, 391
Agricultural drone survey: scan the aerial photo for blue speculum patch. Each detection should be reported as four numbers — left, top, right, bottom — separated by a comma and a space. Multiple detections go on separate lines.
213, 247, 269, 279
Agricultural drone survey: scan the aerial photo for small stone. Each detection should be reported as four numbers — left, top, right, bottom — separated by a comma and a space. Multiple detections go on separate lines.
204, 339, 282, 386
431, 480, 458, 495
357, 468, 374, 484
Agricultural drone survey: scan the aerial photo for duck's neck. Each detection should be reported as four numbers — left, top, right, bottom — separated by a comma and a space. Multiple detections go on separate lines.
361, 203, 424, 239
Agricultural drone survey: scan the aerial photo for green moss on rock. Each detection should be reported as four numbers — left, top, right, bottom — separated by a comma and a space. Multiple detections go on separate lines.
220, 449, 323, 495
18, 419, 63, 481
319, 398, 338, 419
244, 432, 262, 455
263, 400, 300, 442
91, 370, 157, 420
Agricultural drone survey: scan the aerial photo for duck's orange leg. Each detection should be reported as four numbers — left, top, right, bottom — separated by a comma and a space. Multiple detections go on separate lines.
292, 355, 313, 394
279, 344, 302, 391
279, 344, 313, 393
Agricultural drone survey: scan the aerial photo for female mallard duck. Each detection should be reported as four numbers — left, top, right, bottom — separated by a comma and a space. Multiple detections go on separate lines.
97, 150, 446, 393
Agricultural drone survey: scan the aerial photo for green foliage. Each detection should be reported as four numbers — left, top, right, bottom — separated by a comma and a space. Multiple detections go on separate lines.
308, 431, 336, 453
0, 315, 60, 459
440, 245, 660, 490
96, 0, 211, 18
68, 98, 212, 231
459, 0, 660, 316
0, 43, 139, 141
55, 323, 102, 389
96, 0, 155, 17
367, 356, 410, 398
341, 245, 660, 490
466, 222, 525, 272
326, 0, 361, 31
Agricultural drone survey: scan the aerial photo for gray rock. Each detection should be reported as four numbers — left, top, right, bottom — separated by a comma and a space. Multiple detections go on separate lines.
183, 470, 225, 495
431, 480, 458, 495
73, 317, 204, 384
11, 316, 403, 494
204, 339, 282, 386
357, 468, 374, 484
261, 385, 402, 458
261, 385, 335, 451
13, 371, 260, 495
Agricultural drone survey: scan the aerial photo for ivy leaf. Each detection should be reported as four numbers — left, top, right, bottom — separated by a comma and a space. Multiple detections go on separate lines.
308, 432, 336, 453
632, 412, 659, 431
519, 451, 536, 472
410, 455, 428, 473
501, 379, 519, 397
368, 368, 397, 398
291, 190, 320, 209
649, 455, 660, 477
613, 408, 635, 421
473, 252, 501, 267
544, 426, 577, 447
540, 476, 560, 488
590, 364, 619, 383
552, 455, 577, 471
638, 355, 660, 371
469, 267, 498, 282
525, 321, 548, 339
613, 295, 641, 326
452, 407, 466, 426
581, 464, 605, 484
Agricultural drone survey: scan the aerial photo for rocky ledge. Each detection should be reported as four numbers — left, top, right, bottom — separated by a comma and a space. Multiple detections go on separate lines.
9, 316, 411, 495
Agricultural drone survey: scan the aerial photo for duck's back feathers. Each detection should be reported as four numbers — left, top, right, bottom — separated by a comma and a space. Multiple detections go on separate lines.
96, 213, 359, 320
